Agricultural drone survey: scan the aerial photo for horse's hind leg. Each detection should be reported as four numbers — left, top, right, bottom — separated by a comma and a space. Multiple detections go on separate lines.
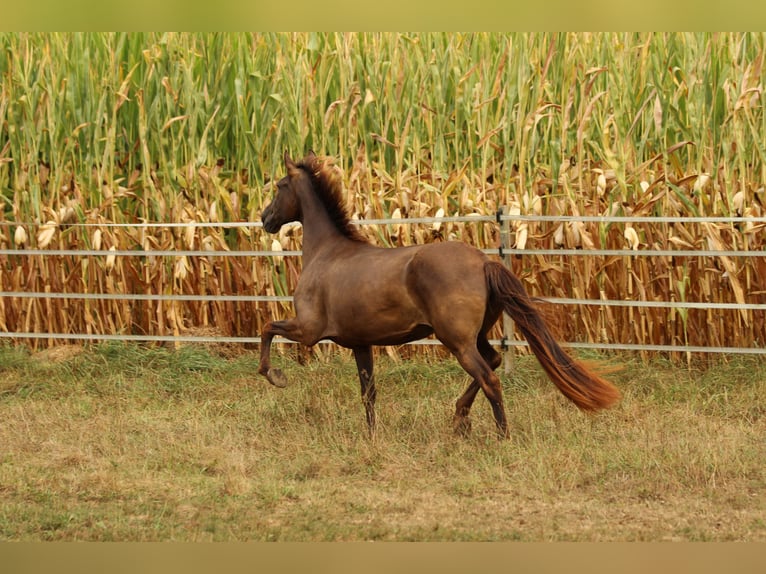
353, 346, 377, 437
452, 335, 503, 436
453, 380, 480, 436
443, 340, 509, 438
479, 335, 502, 371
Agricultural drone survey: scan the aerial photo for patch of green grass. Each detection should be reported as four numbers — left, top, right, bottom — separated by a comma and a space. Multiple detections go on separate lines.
0, 343, 764, 541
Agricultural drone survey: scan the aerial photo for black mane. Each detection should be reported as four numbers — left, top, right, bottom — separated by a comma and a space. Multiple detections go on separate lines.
296, 155, 368, 243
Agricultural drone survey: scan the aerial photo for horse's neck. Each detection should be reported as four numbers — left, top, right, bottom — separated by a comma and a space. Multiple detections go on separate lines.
299, 192, 353, 264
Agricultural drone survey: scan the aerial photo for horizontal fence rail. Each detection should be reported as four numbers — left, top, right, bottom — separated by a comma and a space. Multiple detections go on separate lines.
0, 247, 766, 257
3, 214, 766, 227
1, 213, 765, 356
1, 247, 764, 258
1, 331, 764, 356
2, 291, 764, 311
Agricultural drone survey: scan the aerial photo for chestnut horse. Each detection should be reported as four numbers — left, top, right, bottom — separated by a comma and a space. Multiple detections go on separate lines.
259, 152, 620, 437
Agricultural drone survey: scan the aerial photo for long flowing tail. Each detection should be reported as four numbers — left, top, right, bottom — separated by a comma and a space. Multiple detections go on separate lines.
484, 261, 620, 411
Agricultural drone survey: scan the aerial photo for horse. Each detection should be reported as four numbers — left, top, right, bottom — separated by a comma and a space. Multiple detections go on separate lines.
259, 152, 620, 438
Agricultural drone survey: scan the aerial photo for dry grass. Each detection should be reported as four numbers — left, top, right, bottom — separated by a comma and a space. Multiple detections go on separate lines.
0, 342, 763, 541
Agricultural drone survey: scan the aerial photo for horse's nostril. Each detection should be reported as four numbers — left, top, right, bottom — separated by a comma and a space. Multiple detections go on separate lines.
262, 215, 280, 234
261, 207, 274, 230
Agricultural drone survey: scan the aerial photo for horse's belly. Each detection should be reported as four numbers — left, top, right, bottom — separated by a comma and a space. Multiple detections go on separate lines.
323, 289, 432, 347
330, 322, 434, 348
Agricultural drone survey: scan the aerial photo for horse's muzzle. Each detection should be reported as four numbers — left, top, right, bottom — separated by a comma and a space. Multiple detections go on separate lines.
261, 206, 280, 234
262, 218, 280, 234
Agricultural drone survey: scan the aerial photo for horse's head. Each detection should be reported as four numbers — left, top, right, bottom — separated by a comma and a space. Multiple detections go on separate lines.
261, 151, 314, 233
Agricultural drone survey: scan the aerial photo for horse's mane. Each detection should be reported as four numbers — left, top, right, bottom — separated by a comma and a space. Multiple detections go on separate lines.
296, 155, 368, 243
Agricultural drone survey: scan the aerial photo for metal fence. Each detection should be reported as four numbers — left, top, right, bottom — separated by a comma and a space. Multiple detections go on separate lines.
2, 213, 765, 360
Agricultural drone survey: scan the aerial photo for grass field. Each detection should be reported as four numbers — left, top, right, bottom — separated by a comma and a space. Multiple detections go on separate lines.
1, 342, 763, 541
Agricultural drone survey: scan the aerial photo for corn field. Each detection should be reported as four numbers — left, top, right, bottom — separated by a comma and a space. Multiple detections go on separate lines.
0, 32, 765, 355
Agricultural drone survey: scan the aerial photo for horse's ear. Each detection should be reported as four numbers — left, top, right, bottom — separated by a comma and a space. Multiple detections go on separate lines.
307, 150, 317, 160
284, 151, 300, 178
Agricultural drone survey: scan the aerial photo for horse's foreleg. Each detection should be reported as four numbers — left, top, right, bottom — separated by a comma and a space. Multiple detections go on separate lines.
259, 319, 305, 388
353, 346, 377, 437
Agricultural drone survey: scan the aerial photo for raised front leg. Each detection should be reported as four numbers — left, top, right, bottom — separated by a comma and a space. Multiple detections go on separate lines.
353, 346, 377, 436
259, 319, 306, 388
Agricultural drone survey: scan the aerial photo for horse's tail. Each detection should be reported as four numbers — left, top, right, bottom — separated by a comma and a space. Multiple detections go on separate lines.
484, 261, 620, 411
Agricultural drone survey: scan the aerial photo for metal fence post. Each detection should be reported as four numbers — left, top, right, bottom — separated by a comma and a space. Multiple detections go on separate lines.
497, 206, 515, 375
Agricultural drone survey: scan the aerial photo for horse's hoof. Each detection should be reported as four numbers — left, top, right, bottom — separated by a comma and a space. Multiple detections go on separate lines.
266, 367, 289, 388
452, 416, 472, 437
